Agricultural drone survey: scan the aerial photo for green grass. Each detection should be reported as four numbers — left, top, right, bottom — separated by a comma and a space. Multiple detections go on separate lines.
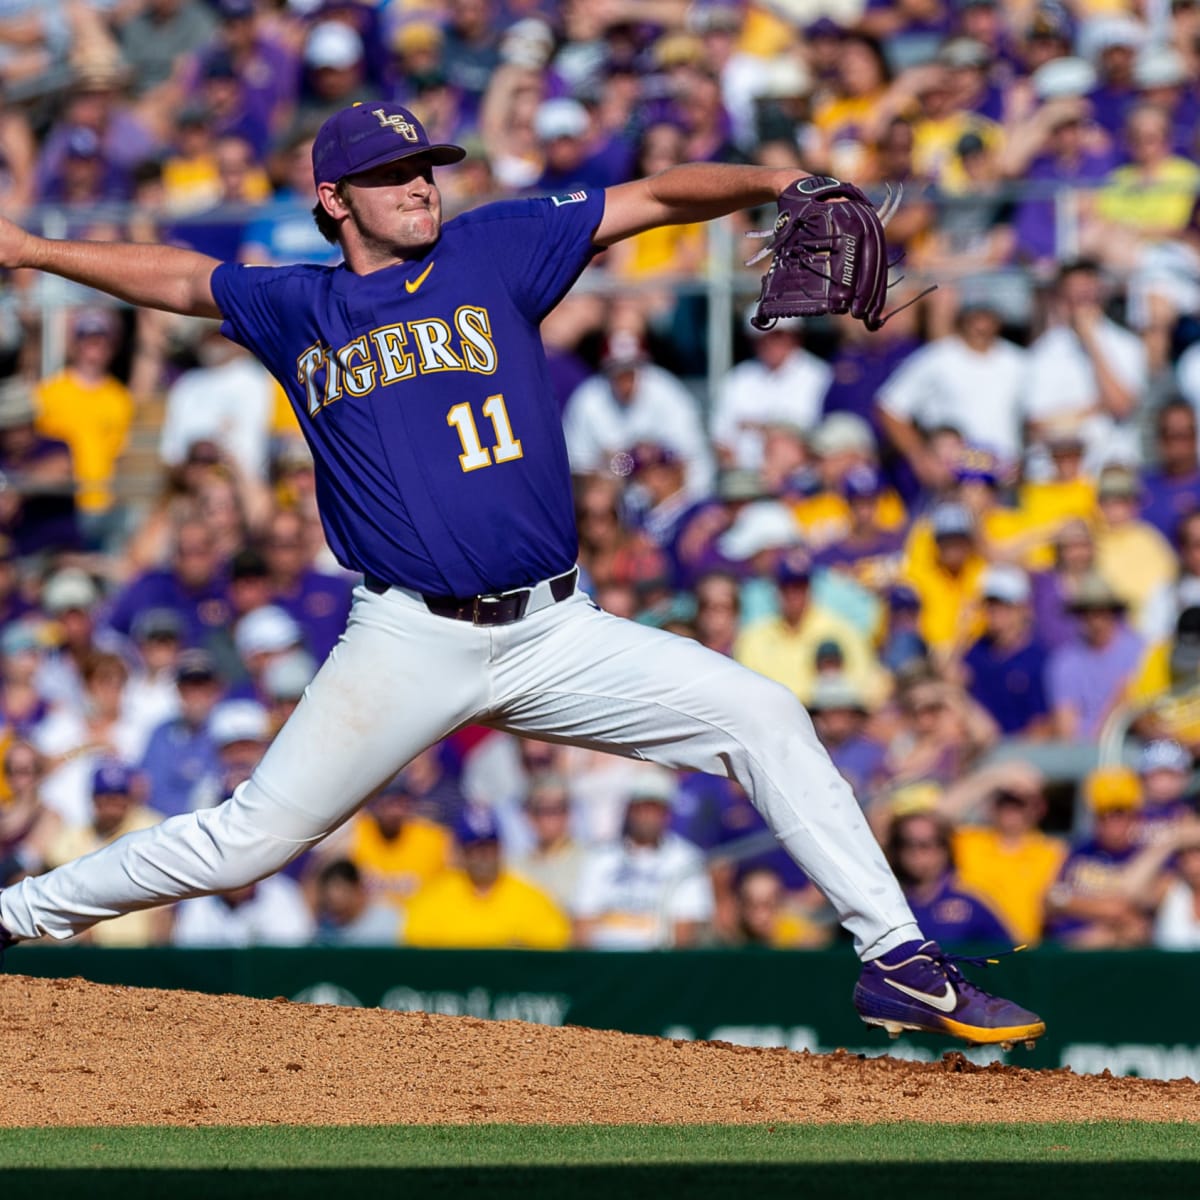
1, 1124, 1199, 1199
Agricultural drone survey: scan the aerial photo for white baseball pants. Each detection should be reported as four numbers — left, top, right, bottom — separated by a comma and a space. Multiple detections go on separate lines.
1, 583, 920, 957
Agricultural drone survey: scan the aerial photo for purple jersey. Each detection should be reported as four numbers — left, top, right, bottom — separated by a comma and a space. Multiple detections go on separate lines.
211, 191, 606, 596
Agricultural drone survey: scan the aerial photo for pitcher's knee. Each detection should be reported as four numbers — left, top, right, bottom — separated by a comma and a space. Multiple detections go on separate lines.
730, 676, 816, 755
191, 803, 303, 891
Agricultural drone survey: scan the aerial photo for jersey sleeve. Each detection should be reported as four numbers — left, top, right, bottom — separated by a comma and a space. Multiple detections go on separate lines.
453, 191, 606, 322
209, 261, 298, 378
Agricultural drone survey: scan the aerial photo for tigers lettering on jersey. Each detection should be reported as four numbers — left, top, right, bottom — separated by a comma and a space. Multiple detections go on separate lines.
295, 305, 498, 416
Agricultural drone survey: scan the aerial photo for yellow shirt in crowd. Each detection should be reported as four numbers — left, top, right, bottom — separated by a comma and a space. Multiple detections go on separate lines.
403, 869, 571, 949
1095, 158, 1200, 235
900, 524, 988, 655
1094, 521, 1178, 625
35, 371, 134, 512
952, 826, 1068, 945
735, 605, 891, 708
347, 814, 452, 911
791, 489, 907, 551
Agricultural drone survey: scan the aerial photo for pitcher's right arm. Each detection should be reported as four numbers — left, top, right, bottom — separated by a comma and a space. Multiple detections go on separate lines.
0, 214, 222, 318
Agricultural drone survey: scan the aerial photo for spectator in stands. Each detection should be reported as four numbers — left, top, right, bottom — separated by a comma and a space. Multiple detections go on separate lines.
261, 648, 315, 735
810, 466, 908, 586
509, 772, 585, 911
120, 0, 217, 97
311, 858, 400, 947
962, 564, 1053, 738
159, 320, 276, 480
710, 314, 831, 471
334, 772, 452, 914
123, 607, 187, 755
1135, 738, 1196, 842
722, 864, 833, 949
878, 299, 1028, 485
36, 651, 143, 828
171, 872, 314, 947
692, 570, 741, 657
1044, 766, 1166, 947
1140, 399, 1200, 542
296, 21, 376, 129
940, 760, 1067, 944
563, 329, 715, 498
228, 604, 305, 702
240, 128, 341, 268
165, 133, 269, 260
1, 618, 47, 739
1048, 572, 1147, 741
194, 697, 271, 810
263, 508, 352, 663
34, 307, 133, 548
34, 568, 123, 715
1152, 828, 1200, 949
0, 534, 30, 628
0, 739, 60, 876
45, 760, 165, 946
573, 766, 714, 950
808, 674, 887, 801
735, 549, 890, 708
405, 805, 570, 949
138, 649, 222, 819
901, 501, 988, 661
882, 670, 999, 789
106, 519, 233, 650
1093, 464, 1177, 629
0, 377, 78, 558
1029, 518, 1098, 650
884, 807, 1015, 947
1023, 258, 1147, 477
188, 0, 299, 140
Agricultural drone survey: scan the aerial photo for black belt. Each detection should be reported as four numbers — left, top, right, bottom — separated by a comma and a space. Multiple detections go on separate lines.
364, 567, 578, 626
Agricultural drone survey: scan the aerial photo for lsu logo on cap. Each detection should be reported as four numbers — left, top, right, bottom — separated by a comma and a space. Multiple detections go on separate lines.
373, 109, 420, 142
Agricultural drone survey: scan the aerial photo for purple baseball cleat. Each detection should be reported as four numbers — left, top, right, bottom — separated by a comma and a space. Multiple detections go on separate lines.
854, 939, 1045, 1048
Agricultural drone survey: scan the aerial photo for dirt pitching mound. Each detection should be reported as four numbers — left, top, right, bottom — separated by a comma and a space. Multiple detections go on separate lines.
2, 973, 1198, 1127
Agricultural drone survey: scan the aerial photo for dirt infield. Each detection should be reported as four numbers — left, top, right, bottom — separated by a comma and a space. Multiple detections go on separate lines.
1, 973, 1198, 1126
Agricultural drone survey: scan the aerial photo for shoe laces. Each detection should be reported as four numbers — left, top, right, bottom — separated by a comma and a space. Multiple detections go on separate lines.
929, 943, 1028, 999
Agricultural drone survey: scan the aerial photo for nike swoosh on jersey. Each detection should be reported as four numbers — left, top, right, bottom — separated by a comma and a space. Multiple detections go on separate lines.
405, 263, 435, 294
884, 978, 958, 1013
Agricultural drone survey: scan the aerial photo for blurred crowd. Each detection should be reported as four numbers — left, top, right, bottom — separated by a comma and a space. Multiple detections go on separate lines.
4, 0, 1200, 952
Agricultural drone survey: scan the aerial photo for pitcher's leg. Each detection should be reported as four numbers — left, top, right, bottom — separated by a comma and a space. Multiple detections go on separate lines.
492, 597, 919, 958
0, 589, 488, 941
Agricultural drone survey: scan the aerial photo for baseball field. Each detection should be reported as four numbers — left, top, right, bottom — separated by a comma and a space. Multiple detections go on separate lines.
3, 973, 1199, 1199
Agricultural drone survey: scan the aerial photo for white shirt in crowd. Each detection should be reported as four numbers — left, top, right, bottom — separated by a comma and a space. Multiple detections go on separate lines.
170, 875, 315, 947
1152, 879, 1200, 951
1023, 320, 1148, 475
711, 348, 832, 469
572, 832, 715, 950
159, 353, 276, 477
563, 364, 715, 496
877, 333, 1029, 465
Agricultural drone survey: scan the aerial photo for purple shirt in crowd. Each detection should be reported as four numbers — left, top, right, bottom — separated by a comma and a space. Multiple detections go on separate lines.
1140, 471, 1200, 542
1013, 150, 1113, 262
1029, 570, 1080, 651
905, 874, 1013, 948
1046, 623, 1145, 740
272, 569, 353, 662
105, 569, 233, 649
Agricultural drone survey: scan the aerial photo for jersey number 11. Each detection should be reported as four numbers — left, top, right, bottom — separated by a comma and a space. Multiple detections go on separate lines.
446, 395, 524, 472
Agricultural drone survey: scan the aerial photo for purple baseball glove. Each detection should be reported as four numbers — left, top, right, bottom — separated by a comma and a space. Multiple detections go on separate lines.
746, 175, 904, 332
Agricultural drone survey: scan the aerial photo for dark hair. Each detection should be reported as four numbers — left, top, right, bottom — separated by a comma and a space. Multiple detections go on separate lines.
885, 810, 953, 887
317, 858, 362, 888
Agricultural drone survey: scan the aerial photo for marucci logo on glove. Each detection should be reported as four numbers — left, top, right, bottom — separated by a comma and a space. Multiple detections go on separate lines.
841, 235, 857, 286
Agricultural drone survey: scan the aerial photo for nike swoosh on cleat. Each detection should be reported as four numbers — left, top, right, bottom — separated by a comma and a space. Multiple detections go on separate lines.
884, 978, 958, 1013
405, 263, 434, 294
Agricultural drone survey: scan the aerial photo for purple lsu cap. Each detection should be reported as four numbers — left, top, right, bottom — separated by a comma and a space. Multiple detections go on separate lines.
312, 102, 466, 188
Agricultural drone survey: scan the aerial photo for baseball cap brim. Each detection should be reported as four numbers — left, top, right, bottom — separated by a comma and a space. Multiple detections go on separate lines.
329, 141, 466, 185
